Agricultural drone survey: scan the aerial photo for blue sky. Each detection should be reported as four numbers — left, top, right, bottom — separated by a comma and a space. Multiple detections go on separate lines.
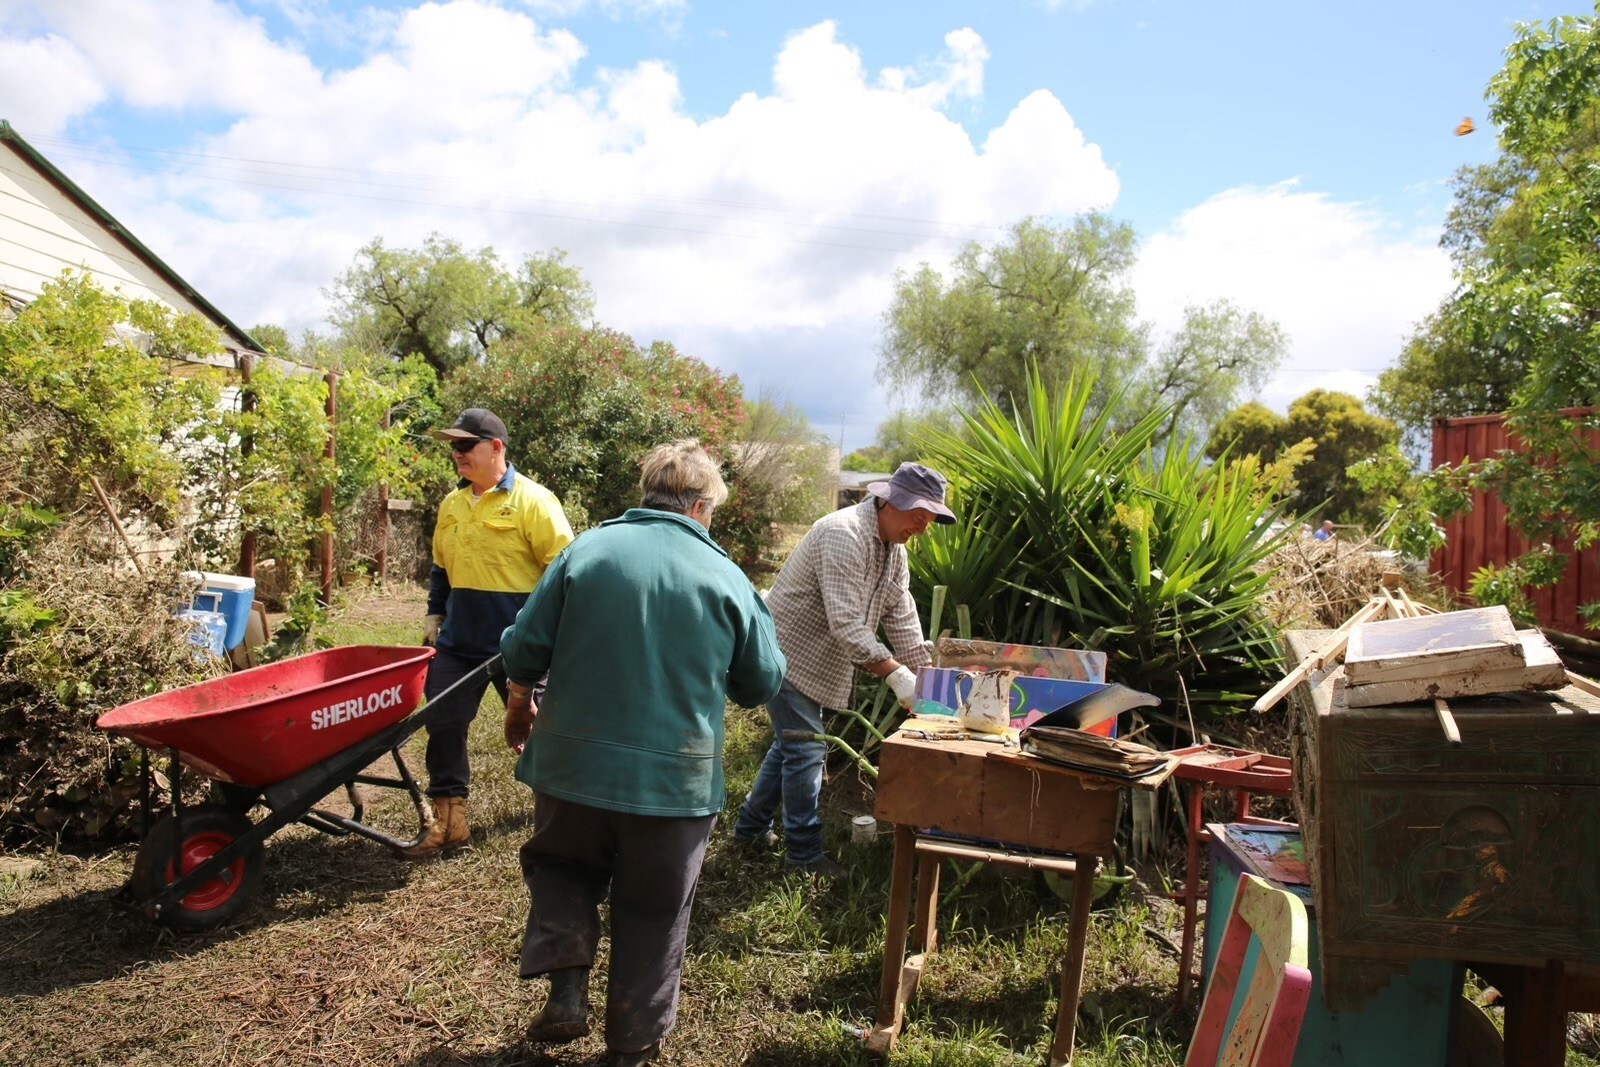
0, 0, 1551, 450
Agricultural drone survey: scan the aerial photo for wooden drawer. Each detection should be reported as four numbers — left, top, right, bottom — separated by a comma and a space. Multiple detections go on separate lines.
873, 733, 1118, 856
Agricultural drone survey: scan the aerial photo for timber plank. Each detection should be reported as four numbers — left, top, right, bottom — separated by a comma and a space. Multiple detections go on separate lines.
1344, 606, 1524, 686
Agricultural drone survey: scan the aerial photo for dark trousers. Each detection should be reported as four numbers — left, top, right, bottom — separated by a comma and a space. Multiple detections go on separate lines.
518, 792, 716, 1053
421, 648, 508, 799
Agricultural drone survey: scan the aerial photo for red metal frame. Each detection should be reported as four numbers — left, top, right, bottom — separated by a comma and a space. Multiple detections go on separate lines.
1167, 744, 1294, 1011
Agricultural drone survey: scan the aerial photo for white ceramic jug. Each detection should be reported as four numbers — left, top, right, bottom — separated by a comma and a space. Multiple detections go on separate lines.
954, 668, 1017, 734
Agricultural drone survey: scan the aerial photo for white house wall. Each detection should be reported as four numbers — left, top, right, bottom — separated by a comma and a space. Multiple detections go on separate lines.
0, 143, 219, 326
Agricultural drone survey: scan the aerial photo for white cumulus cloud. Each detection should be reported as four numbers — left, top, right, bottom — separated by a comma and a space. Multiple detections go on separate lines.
0, 31, 106, 134
1135, 180, 1452, 414
1, 2, 1123, 443
10, 0, 323, 114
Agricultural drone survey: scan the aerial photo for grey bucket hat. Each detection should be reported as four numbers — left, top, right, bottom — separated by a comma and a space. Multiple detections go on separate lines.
866, 463, 956, 524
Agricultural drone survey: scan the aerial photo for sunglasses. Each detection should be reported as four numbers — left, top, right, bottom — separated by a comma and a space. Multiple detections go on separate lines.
450, 438, 489, 454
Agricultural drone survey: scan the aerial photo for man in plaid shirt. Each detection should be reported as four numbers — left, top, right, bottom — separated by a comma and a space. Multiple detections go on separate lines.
733, 462, 955, 876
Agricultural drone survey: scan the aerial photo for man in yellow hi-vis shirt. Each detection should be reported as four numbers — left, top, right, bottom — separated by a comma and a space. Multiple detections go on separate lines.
405, 408, 574, 859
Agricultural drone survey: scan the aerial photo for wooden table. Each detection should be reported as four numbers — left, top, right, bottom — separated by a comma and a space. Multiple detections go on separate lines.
866, 728, 1120, 1065
1285, 629, 1600, 1066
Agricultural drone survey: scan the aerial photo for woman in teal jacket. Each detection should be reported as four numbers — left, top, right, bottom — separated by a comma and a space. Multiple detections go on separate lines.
500, 439, 786, 1067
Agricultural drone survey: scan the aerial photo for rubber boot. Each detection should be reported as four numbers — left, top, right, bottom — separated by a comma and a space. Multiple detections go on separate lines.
524, 967, 591, 1044
607, 1041, 662, 1066
399, 796, 468, 859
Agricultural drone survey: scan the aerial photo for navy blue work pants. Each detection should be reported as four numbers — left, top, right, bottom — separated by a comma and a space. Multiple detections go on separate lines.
420, 647, 507, 799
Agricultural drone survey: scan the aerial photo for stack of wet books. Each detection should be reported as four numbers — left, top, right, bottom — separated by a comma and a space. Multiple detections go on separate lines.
1019, 726, 1176, 784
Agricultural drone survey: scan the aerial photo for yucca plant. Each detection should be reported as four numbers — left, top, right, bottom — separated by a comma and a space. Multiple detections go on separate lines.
910, 365, 1167, 640
1044, 435, 1289, 710
910, 366, 1289, 721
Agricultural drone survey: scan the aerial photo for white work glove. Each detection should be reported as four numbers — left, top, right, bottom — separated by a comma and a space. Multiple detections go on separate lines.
885, 665, 918, 711
421, 614, 443, 647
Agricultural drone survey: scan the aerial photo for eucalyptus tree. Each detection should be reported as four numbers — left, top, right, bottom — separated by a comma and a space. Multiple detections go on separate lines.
879, 215, 1148, 416
879, 216, 1285, 445
1135, 299, 1288, 441
327, 234, 595, 375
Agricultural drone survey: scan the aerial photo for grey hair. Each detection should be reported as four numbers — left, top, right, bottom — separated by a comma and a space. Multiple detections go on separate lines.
638, 439, 729, 514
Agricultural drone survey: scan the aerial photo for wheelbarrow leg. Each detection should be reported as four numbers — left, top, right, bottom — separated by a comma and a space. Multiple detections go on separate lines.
302, 746, 435, 852
391, 745, 431, 846
169, 747, 185, 879
345, 782, 365, 824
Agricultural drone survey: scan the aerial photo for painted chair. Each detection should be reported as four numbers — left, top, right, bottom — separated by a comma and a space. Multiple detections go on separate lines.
1185, 873, 1313, 1067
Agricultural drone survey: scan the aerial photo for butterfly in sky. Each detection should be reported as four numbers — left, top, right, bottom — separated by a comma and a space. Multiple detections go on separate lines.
1456, 117, 1476, 136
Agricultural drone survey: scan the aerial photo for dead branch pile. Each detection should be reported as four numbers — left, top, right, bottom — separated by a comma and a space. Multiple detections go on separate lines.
1257, 533, 1407, 630
1, 381, 221, 843
0, 527, 223, 844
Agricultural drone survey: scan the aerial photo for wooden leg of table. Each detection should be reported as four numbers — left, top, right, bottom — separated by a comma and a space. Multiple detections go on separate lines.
1176, 785, 1204, 1010
912, 852, 941, 957
894, 853, 941, 1015
867, 824, 917, 1057
1048, 854, 1099, 1067
1501, 962, 1567, 1067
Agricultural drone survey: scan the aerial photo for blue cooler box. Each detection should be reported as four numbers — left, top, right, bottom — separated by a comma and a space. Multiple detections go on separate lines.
182, 572, 256, 651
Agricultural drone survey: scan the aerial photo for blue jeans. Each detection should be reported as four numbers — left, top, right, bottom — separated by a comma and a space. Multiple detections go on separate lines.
733, 682, 827, 865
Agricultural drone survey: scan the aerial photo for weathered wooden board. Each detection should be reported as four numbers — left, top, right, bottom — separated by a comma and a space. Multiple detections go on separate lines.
1344, 605, 1524, 686
1345, 630, 1568, 707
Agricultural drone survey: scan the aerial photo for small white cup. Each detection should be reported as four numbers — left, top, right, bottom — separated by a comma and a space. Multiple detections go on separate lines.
850, 814, 878, 846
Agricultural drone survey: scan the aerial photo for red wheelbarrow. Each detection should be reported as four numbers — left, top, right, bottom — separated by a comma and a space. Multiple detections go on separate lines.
96, 645, 497, 932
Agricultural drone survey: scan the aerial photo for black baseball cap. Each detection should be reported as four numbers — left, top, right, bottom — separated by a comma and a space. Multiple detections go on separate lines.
431, 408, 508, 444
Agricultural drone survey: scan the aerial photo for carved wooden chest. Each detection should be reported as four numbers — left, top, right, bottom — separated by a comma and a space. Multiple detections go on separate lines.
1285, 630, 1600, 1009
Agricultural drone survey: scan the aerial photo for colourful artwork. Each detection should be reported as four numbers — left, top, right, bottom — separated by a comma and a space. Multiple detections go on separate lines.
912, 666, 1115, 737
936, 638, 1105, 683
1219, 824, 1310, 901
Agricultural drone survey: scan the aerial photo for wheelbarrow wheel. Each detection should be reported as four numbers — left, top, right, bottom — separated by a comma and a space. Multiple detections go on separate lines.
130, 804, 263, 932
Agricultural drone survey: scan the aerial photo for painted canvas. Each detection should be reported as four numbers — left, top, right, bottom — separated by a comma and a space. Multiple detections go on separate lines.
935, 637, 1106, 683
912, 666, 1115, 737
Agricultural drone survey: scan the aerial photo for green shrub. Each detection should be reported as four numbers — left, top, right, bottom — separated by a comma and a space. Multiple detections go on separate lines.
0, 272, 222, 525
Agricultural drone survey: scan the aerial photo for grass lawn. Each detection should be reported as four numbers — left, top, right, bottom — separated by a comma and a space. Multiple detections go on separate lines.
1, 583, 1590, 1066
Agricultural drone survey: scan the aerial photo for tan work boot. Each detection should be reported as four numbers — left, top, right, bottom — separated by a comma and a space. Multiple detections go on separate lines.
399, 796, 470, 859
442, 795, 470, 845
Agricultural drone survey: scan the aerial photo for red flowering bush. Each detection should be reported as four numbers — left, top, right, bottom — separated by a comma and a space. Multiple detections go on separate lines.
713, 474, 771, 573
